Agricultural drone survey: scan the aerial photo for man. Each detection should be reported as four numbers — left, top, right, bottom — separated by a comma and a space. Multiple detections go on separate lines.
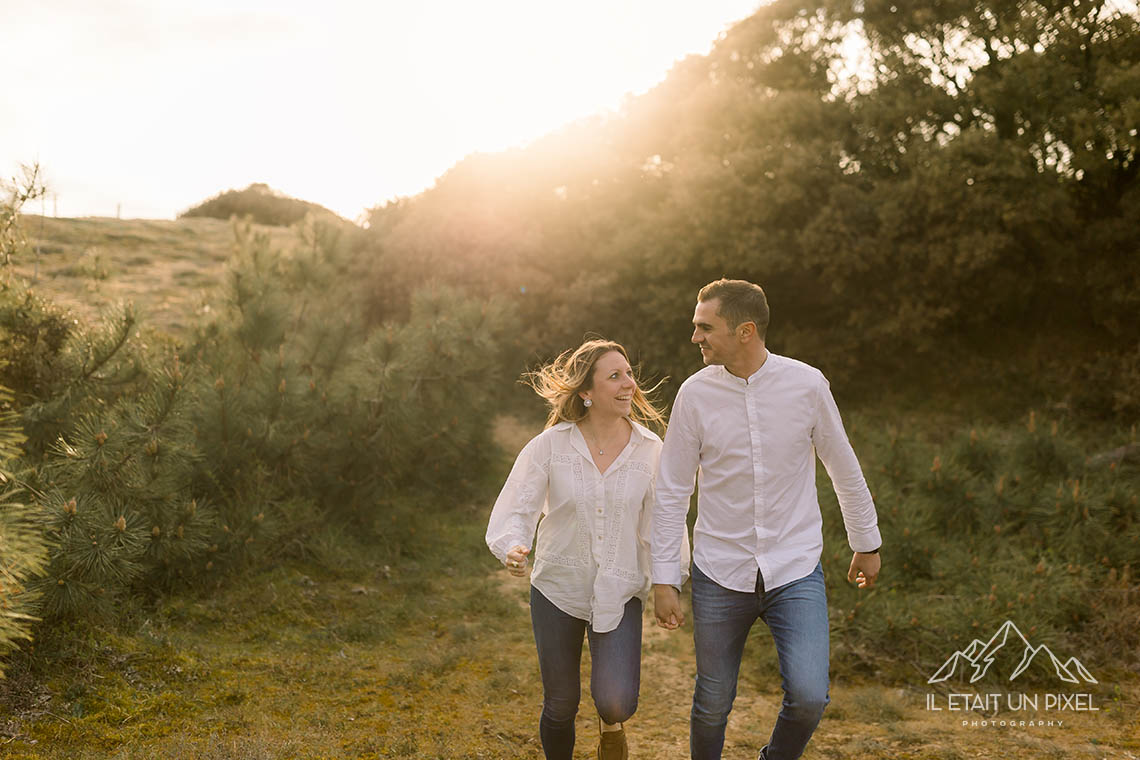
652, 278, 882, 760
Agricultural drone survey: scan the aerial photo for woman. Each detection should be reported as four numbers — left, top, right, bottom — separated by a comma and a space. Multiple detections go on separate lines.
486, 339, 687, 760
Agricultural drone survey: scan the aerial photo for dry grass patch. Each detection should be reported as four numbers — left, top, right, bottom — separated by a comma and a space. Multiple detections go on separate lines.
10, 216, 298, 336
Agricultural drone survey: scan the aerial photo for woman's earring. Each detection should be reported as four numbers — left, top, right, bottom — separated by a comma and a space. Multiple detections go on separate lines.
583, 398, 593, 408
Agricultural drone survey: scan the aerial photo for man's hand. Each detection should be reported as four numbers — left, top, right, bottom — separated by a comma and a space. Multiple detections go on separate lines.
653, 584, 685, 630
505, 545, 530, 577
848, 551, 881, 589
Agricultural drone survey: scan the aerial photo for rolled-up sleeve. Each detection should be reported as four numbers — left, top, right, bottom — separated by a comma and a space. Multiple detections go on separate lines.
486, 434, 549, 564
652, 386, 699, 586
639, 453, 690, 588
812, 376, 881, 553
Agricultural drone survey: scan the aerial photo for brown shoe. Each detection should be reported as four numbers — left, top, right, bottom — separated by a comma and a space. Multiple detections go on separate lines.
597, 724, 628, 760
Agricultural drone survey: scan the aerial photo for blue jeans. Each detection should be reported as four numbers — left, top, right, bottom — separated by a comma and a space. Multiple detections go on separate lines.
689, 562, 830, 760
530, 586, 642, 760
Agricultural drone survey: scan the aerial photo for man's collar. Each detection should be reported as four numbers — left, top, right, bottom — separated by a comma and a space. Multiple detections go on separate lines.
718, 348, 774, 385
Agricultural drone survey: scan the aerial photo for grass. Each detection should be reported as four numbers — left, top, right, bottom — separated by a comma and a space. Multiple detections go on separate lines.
1, 498, 538, 759
8, 216, 299, 336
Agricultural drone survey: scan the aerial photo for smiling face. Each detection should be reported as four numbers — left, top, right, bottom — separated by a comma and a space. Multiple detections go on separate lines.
580, 350, 636, 420
691, 297, 742, 367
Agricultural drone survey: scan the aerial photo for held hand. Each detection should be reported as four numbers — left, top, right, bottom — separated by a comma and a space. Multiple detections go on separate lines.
848, 551, 881, 589
505, 545, 530, 577
653, 584, 685, 630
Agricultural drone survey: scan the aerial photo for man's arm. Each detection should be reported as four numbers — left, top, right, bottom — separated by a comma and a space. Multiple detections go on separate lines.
652, 386, 699, 628
812, 376, 882, 588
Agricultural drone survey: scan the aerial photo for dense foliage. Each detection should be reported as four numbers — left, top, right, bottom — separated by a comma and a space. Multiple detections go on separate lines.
0, 213, 516, 637
346, 0, 1140, 679
179, 183, 346, 228
360, 0, 1140, 415
0, 382, 45, 678
0, 166, 51, 676
823, 413, 1140, 680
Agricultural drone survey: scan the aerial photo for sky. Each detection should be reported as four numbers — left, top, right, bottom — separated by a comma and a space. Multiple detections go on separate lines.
2, 1, 762, 222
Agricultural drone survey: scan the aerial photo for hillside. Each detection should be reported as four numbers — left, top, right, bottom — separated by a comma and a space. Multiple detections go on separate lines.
179, 183, 348, 228
9, 216, 299, 335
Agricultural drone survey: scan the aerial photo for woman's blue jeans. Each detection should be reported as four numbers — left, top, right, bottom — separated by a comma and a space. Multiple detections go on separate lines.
689, 562, 830, 760
529, 586, 642, 760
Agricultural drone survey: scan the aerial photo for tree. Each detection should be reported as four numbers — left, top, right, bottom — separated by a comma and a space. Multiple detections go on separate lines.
0, 163, 46, 271
0, 380, 45, 676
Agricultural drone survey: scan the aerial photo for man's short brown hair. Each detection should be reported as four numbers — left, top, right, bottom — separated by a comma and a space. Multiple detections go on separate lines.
697, 278, 770, 339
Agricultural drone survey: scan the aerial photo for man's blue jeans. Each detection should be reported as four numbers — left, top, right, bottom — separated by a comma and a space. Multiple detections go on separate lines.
530, 586, 642, 760
689, 562, 830, 760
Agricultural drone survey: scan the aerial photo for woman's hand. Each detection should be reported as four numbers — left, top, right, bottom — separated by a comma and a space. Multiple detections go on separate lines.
848, 550, 881, 589
505, 545, 530, 577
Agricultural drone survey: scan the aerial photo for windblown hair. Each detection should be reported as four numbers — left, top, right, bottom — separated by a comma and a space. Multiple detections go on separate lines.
523, 339, 666, 432
698, 278, 770, 339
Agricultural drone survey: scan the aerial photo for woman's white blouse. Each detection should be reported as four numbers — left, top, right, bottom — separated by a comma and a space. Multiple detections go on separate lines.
486, 420, 688, 633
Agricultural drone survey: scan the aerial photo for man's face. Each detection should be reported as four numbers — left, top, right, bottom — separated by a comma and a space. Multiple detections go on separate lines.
691, 298, 738, 366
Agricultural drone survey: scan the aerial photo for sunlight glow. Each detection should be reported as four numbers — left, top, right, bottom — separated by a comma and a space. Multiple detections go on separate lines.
1, 1, 761, 221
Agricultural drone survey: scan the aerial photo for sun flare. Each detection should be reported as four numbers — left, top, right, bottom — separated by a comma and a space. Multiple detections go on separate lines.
1, 1, 760, 220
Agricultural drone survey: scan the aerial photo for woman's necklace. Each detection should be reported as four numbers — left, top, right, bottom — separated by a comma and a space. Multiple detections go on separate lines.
582, 422, 624, 455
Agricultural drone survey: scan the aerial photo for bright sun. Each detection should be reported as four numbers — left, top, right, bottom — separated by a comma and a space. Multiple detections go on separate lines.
1, 1, 761, 219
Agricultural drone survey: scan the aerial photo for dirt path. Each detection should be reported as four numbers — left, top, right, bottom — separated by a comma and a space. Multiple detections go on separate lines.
494, 572, 1138, 759
489, 416, 1140, 760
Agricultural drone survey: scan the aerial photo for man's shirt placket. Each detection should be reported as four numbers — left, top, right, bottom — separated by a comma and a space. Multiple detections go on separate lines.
745, 379, 770, 585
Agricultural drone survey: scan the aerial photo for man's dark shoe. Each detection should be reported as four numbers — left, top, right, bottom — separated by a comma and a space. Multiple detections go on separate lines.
597, 725, 628, 760
757, 745, 769, 760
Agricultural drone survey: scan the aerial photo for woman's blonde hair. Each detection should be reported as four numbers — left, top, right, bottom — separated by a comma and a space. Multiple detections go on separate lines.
524, 339, 666, 432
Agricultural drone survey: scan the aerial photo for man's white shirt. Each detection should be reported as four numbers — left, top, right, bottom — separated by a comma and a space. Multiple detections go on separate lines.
652, 353, 881, 593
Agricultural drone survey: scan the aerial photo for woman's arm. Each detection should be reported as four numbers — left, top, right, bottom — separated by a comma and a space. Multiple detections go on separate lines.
485, 433, 550, 568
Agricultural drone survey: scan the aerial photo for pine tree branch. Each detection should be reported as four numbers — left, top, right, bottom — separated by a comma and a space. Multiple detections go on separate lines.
78, 309, 136, 384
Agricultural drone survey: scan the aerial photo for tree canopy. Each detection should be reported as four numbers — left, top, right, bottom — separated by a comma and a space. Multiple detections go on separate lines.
360, 0, 1140, 415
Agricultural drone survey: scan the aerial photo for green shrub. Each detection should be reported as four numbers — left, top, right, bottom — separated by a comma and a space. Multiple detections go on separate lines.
179, 183, 345, 228
185, 221, 518, 537
15, 300, 146, 460
6, 216, 515, 628
0, 381, 46, 677
825, 413, 1140, 682
29, 357, 212, 617
0, 285, 73, 402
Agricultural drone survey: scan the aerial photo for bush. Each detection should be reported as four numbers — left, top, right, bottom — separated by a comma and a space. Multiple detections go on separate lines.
0, 284, 74, 411
29, 357, 212, 618
823, 413, 1140, 682
14, 300, 146, 461
0, 382, 46, 677
0, 214, 519, 631
185, 221, 518, 538
179, 183, 346, 228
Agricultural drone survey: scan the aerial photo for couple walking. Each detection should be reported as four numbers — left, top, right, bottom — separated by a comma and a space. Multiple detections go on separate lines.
485, 279, 883, 760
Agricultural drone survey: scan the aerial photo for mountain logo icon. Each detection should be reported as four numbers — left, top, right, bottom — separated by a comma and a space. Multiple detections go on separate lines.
928, 620, 1098, 685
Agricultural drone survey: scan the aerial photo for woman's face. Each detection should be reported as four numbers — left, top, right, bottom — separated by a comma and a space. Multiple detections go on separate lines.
581, 350, 636, 419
